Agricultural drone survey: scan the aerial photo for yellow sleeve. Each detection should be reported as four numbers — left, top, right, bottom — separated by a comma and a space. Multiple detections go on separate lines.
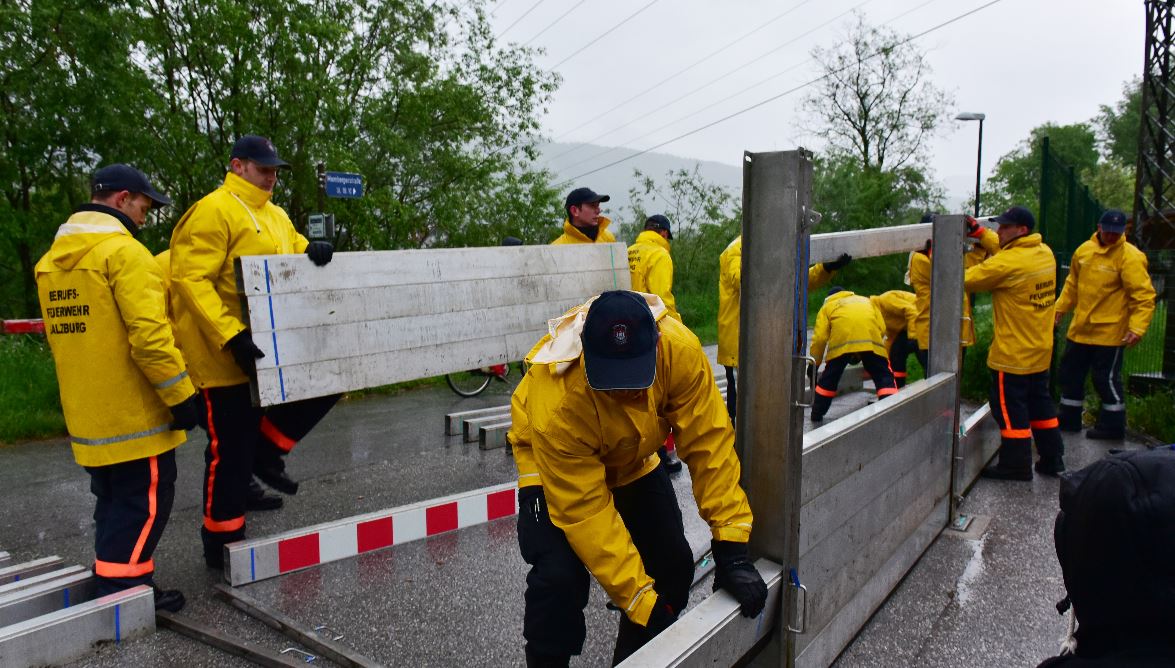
809, 263, 834, 289
109, 242, 195, 406
1054, 252, 1080, 315
1123, 250, 1157, 337
811, 304, 830, 367
532, 423, 658, 626
170, 203, 246, 349
646, 252, 680, 321
507, 375, 541, 488
964, 251, 1011, 295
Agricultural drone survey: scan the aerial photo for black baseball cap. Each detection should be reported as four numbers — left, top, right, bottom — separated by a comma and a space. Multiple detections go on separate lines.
565, 187, 610, 209
989, 206, 1035, 231
645, 214, 673, 240
91, 164, 172, 209
1098, 209, 1127, 233
230, 135, 290, 168
582, 291, 658, 391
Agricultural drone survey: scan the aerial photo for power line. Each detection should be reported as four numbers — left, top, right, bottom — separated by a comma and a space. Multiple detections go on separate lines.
555, 0, 1008, 185
548, 0, 663, 70
550, 0, 949, 175
497, 0, 554, 39
544, 0, 876, 168
521, 0, 589, 46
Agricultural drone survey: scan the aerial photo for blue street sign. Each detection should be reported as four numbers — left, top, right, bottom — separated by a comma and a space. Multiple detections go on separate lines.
325, 171, 364, 199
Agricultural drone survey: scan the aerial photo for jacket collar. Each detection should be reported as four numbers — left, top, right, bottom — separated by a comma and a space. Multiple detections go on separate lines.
824, 290, 857, 305
636, 229, 670, 251
1092, 230, 1125, 251
222, 171, 274, 209
75, 203, 137, 237
1004, 232, 1042, 250
561, 216, 611, 242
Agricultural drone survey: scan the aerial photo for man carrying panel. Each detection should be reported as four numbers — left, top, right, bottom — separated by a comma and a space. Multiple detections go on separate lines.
964, 206, 1065, 480
1054, 209, 1156, 440
169, 135, 340, 567
717, 233, 851, 418
809, 287, 898, 422
36, 164, 198, 611
509, 290, 767, 666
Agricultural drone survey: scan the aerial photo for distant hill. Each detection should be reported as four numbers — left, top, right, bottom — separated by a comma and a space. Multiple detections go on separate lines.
537, 142, 742, 223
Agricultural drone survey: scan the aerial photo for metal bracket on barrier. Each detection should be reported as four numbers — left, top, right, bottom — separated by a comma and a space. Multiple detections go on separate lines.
280, 647, 317, 662
786, 568, 808, 634
795, 355, 816, 407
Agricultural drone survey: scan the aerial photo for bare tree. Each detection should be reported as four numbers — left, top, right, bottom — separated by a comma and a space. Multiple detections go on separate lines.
799, 13, 952, 172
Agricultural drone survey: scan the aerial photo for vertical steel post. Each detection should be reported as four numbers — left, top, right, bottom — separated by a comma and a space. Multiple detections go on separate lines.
737, 150, 811, 667
974, 119, 984, 217
927, 215, 966, 524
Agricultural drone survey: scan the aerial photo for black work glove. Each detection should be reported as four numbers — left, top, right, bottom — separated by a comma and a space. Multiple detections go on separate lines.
711, 540, 768, 618
965, 216, 984, 238
644, 596, 678, 635
823, 253, 852, 272
306, 241, 334, 266
226, 330, 265, 379
169, 393, 201, 431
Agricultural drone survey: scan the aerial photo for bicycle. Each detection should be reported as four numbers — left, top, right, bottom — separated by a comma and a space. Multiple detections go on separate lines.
445, 363, 511, 397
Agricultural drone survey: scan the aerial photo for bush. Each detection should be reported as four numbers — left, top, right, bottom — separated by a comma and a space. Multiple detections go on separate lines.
1128, 390, 1175, 444
0, 335, 65, 442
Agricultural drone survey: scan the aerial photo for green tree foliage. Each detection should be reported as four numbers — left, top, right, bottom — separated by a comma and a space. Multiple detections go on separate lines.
0, 0, 560, 317
623, 166, 740, 341
1096, 77, 1142, 167
983, 123, 1099, 215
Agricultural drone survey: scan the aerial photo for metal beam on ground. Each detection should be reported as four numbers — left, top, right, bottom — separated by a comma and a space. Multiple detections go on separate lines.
445, 406, 511, 435
478, 421, 513, 450
463, 414, 509, 442
0, 585, 154, 667
617, 560, 783, 667
0, 556, 64, 585
224, 482, 517, 586
0, 570, 95, 627
0, 552, 9, 565
213, 584, 382, 668
156, 610, 303, 668
739, 149, 812, 665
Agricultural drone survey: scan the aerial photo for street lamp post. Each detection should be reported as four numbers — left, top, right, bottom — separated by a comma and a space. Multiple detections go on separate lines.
956, 112, 986, 217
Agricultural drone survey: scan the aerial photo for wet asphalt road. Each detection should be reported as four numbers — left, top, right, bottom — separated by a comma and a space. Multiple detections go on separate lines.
0, 346, 1155, 667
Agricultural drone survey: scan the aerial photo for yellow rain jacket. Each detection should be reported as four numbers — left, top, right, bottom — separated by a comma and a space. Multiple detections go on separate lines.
515, 293, 752, 626
964, 233, 1057, 374
627, 230, 680, 321
717, 235, 836, 367
869, 290, 917, 350
169, 172, 309, 388
908, 228, 999, 348
551, 217, 616, 245
810, 290, 887, 367
35, 206, 194, 467
1056, 232, 1156, 346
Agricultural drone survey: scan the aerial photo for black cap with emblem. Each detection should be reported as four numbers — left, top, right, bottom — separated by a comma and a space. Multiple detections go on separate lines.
581, 291, 658, 391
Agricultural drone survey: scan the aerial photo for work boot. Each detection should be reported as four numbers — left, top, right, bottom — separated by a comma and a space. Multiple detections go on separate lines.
1034, 458, 1066, 477
1085, 427, 1125, 441
524, 647, 570, 668
658, 446, 682, 474
153, 586, 186, 613
1087, 409, 1125, 441
253, 448, 299, 495
981, 442, 1032, 481
246, 478, 283, 511
981, 465, 1033, 481
1057, 404, 1083, 433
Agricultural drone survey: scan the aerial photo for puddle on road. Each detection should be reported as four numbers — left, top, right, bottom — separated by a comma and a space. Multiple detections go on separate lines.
955, 533, 987, 606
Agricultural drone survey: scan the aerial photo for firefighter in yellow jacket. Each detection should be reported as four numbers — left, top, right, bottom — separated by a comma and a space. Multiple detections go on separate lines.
552, 187, 616, 245
870, 290, 917, 387
36, 165, 199, 612
509, 291, 766, 665
627, 214, 681, 321
907, 214, 1000, 372
169, 135, 340, 567
1055, 209, 1156, 440
964, 206, 1065, 480
809, 288, 897, 422
717, 233, 851, 417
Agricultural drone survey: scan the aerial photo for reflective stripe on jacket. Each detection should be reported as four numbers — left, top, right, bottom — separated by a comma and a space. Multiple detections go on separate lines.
627, 230, 680, 321
810, 290, 887, 367
551, 217, 616, 245
522, 302, 751, 627
1056, 232, 1156, 346
717, 235, 835, 367
870, 290, 917, 348
35, 209, 193, 466
168, 172, 309, 388
964, 233, 1057, 374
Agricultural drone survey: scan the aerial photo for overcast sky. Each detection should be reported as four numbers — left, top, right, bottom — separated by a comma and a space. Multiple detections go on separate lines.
487, 0, 1144, 212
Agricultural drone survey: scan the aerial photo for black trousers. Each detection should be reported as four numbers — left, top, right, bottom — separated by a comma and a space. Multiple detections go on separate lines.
86, 448, 177, 595
988, 369, 1065, 472
517, 466, 693, 664
724, 365, 737, 419
811, 352, 898, 420
1058, 340, 1126, 433
889, 330, 913, 387
200, 383, 338, 555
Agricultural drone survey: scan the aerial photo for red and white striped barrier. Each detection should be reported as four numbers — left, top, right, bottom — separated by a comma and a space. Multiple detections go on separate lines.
224, 482, 518, 586
2, 319, 45, 335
